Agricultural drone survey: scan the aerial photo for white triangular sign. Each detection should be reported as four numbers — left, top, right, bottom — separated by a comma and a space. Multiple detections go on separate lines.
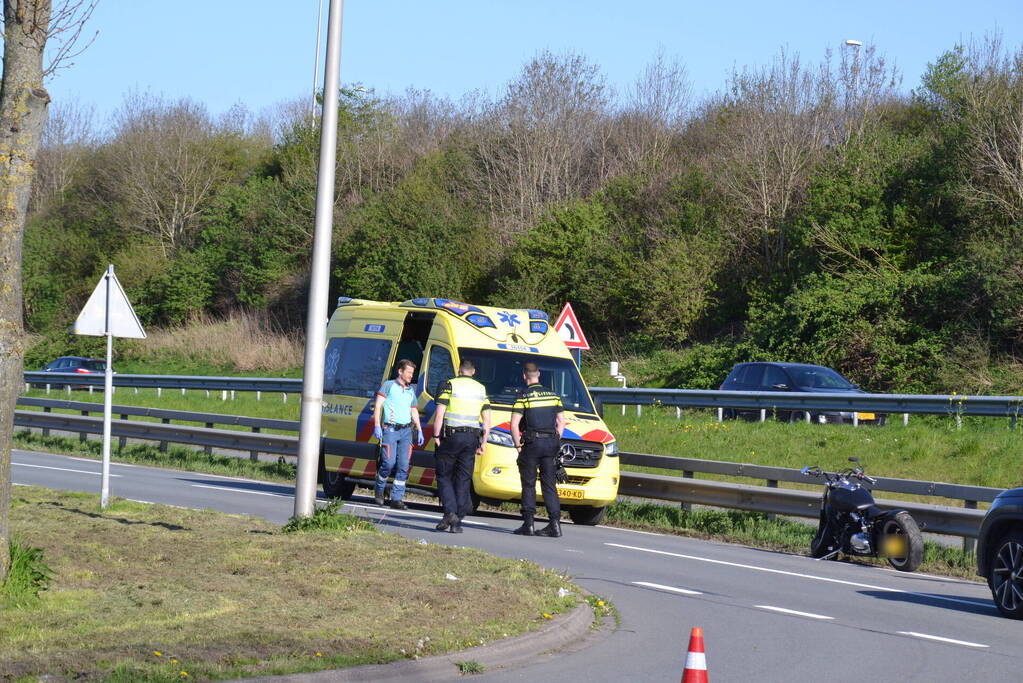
73, 266, 146, 338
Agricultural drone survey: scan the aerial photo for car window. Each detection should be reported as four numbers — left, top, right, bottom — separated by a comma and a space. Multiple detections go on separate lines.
425, 345, 454, 398
735, 364, 765, 386
762, 365, 789, 388
324, 337, 392, 398
82, 360, 106, 371
792, 367, 855, 390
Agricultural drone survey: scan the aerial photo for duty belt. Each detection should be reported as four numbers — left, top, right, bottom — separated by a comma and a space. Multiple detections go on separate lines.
525, 430, 558, 439
445, 426, 481, 434
383, 422, 412, 429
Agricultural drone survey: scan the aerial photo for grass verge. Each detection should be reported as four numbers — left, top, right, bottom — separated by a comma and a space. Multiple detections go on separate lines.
0, 487, 579, 681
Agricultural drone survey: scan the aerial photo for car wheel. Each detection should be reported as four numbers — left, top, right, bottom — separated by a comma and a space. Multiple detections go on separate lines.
567, 505, 606, 526
990, 531, 1023, 619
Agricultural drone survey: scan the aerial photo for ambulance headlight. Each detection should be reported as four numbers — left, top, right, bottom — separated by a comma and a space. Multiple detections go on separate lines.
487, 431, 515, 447
604, 441, 619, 456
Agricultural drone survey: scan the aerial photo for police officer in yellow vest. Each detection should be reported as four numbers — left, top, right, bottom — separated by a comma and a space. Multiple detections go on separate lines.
510, 361, 566, 537
432, 359, 491, 533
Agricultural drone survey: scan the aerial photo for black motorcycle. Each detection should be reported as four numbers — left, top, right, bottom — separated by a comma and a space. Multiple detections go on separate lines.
801, 458, 924, 572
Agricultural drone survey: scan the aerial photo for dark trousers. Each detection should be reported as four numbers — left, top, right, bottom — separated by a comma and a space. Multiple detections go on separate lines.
434, 431, 478, 520
517, 437, 561, 519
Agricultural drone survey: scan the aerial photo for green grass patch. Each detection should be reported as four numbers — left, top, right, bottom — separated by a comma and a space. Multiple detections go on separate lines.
282, 500, 377, 534
0, 487, 581, 681
1, 537, 54, 608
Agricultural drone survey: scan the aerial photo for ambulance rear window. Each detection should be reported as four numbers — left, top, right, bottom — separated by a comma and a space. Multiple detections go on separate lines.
324, 337, 392, 398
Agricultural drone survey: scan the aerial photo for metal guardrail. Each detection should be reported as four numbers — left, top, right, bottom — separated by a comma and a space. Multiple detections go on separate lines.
24, 372, 301, 393
23, 371, 1023, 422
589, 386, 1023, 421
14, 398, 997, 543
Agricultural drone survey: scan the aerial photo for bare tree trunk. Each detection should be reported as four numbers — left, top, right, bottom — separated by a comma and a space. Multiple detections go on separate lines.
1, 0, 53, 582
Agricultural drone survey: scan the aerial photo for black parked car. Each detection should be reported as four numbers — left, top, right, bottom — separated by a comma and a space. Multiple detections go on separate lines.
34, 356, 107, 389
976, 487, 1023, 619
719, 362, 885, 425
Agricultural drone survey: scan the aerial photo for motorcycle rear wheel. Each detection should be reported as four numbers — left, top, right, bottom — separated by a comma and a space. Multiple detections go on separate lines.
881, 511, 924, 572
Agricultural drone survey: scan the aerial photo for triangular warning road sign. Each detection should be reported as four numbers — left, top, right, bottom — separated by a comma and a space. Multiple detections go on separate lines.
553, 302, 590, 350
73, 266, 146, 339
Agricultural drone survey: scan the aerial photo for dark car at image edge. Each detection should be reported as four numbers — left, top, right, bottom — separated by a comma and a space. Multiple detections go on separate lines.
976, 487, 1023, 619
32, 356, 107, 389
719, 361, 886, 426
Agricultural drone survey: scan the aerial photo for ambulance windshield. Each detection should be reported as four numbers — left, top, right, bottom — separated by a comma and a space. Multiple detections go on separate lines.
457, 348, 595, 413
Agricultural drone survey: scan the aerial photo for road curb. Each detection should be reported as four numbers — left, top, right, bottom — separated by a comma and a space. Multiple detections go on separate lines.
237, 599, 603, 682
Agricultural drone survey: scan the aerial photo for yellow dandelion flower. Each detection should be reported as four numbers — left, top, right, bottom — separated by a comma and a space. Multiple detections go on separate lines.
316, 652, 323, 657
153, 651, 162, 657
597, 600, 605, 607
171, 659, 178, 664
543, 613, 552, 619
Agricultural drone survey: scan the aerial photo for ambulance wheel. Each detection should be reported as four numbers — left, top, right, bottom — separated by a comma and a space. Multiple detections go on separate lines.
567, 505, 606, 526
321, 466, 356, 500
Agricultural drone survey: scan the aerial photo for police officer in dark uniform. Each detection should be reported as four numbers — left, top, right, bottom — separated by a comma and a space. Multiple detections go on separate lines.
510, 361, 566, 537
432, 359, 491, 534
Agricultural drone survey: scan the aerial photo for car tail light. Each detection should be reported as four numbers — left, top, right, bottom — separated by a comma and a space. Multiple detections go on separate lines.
75, 368, 92, 373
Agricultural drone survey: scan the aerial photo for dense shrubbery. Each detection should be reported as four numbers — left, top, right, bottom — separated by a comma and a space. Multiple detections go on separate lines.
23, 38, 1023, 392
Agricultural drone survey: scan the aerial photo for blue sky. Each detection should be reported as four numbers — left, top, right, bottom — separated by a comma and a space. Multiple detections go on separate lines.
47, 0, 1022, 124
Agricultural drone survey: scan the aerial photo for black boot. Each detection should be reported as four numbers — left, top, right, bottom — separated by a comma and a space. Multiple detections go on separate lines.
513, 513, 535, 536
435, 512, 457, 532
535, 519, 562, 538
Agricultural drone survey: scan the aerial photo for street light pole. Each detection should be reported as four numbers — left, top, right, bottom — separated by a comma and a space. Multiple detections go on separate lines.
294, 0, 344, 519
845, 39, 863, 93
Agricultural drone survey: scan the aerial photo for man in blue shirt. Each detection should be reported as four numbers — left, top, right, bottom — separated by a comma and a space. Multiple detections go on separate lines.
373, 359, 424, 509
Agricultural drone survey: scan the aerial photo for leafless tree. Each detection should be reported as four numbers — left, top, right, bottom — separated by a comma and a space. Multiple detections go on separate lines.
612, 50, 692, 174
469, 51, 613, 232
97, 92, 232, 254
1, 0, 96, 584
713, 49, 837, 272
29, 98, 95, 213
954, 36, 1023, 223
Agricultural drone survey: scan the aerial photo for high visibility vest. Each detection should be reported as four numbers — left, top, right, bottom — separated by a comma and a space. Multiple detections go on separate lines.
438, 376, 490, 428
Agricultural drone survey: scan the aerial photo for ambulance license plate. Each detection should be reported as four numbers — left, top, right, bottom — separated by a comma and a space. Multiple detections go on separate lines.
557, 488, 584, 499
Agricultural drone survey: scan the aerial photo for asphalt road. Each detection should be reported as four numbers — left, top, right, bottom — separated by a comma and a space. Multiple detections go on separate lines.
12, 449, 1023, 682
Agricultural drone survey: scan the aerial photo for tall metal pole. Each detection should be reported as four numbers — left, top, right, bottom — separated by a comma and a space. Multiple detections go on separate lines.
311, 0, 324, 120
294, 0, 343, 518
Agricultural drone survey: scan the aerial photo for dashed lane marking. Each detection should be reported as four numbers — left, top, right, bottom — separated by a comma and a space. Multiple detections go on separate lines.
897, 632, 989, 648
755, 605, 834, 620
633, 581, 703, 595
14, 463, 122, 477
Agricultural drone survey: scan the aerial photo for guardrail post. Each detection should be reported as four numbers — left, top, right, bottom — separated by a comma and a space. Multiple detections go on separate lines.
637, 404, 642, 417
79, 410, 89, 442
853, 413, 859, 427
681, 471, 693, 513
118, 414, 128, 450
717, 407, 723, 422
257, 390, 262, 402
160, 418, 170, 452
759, 409, 766, 423
903, 413, 909, 426
765, 479, 778, 520
205, 423, 214, 455
157, 387, 162, 399
250, 426, 261, 461
42, 406, 51, 437
963, 500, 977, 553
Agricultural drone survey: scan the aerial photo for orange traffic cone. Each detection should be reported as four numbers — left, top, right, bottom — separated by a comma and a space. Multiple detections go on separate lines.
681, 626, 708, 683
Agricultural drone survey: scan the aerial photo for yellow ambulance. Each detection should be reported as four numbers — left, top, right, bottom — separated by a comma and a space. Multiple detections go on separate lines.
318, 297, 619, 525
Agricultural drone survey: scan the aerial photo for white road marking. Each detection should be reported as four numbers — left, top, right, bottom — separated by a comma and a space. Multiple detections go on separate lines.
14, 462, 121, 477
342, 502, 492, 527
606, 543, 993, 610
897, 632, 989, 648
755, 605, 834, 620
633, 581, 703, 595
192, 484, 293, 498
